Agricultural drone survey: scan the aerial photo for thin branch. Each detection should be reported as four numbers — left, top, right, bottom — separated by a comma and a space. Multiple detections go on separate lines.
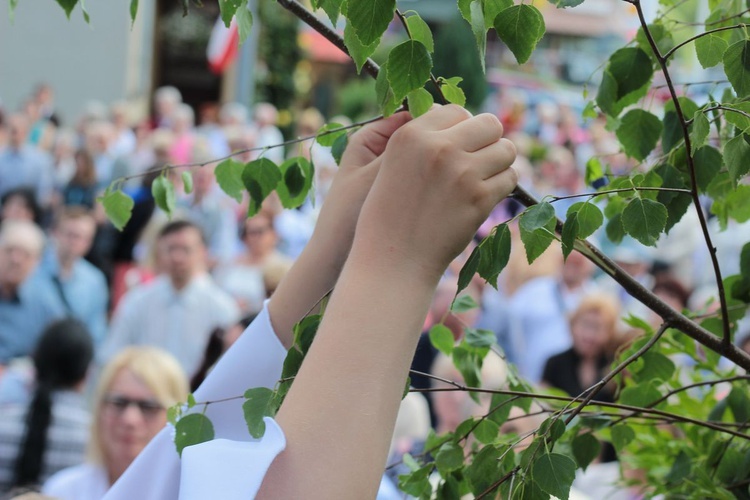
276, 0, 380, 79
642, 374, 750, 408
702, 104, 750, 123
549, 186, 692, 202
476, 467, 520, 500
636, 0, 732, 346
663, 24, 747, 60
564, 322, 670, 425
118, 115, 387, 184
653, 79, 729, 90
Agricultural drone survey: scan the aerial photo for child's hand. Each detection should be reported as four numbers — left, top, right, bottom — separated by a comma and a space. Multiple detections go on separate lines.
353, 105, 518, 285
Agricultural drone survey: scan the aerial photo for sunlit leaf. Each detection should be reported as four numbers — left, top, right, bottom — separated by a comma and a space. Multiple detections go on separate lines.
494, 5, 545, 65
385, 40, 433, 101
174, 413, 215, 456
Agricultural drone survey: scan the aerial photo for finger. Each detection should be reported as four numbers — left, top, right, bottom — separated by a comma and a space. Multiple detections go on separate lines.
348, 111, 412, 158
483, 167, 519, 208
446, 113, 504, 153
410, 104, 472, 131
471, 138, 517, 180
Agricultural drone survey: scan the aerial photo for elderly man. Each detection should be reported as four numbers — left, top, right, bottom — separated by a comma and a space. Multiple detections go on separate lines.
100, 219, 239, 376
0, 221, 66, 365
33, 206, 109, 346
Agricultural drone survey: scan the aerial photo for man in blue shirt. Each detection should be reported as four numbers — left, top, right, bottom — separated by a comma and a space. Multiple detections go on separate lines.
0, 114, 53, 202
0, 220, 66, 366
33, 207, 109, 346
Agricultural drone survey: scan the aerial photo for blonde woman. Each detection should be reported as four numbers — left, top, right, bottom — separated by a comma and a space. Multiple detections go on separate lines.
42, 348, 188, 500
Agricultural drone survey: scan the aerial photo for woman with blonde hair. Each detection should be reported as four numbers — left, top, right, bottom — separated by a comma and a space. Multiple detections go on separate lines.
42, 347, 188, 500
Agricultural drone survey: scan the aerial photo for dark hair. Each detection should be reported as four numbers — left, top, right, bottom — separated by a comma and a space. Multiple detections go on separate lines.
12, 319, 94, 488
190, 314, 257, 391
653, 275, 691, 310
1, 188, 43, 226
70, 149, 97, 187
157, 219, 207, 246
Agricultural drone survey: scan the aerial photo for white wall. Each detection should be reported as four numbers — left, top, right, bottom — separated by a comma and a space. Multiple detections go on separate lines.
0, 1, 154, 125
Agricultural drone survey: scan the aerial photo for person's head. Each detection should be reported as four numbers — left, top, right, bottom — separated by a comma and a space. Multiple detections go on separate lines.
0, 220, 45, 293
219, 102, 249, 127
90, 347, 188, 483
71, 148, 97, 186
7, 114, 29, 150
241, 212, 277, 259
12, 319, 93, 488
569, 294, 620, 359
156, 220, 208, 289
253, 103, 278, 128
154, 86, 182, 121
653, 276, 691, 311
172, 103, 195, 134
51, 206, 97, 263
1, 188, 42, 225
560, 250, 595, 290
84, 121, 113, 156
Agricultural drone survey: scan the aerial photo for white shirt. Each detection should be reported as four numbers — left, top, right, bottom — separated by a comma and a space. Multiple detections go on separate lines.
100, 274, 240, 376
103, 301, 288, 500
43, 463, 109, 500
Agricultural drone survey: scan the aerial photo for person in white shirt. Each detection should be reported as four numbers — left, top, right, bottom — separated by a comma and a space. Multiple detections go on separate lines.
100, 220, 239, 377
101, 105, 519, 499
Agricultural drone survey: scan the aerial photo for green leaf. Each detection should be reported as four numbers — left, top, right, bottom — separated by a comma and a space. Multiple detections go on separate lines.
619, 381, 661, 407
724, 133, 750, 183
532, 453, 576, 500
283, 161, 306, 199
429, 324, 455, 355
605, 212, 625, 244
316, 122, 346, 147
689, 110, 710, 154
129, 0, 139, 24
621, 198, 667, 246
441, 77, 467, 107
466, 445, 502, 496
435, 442, 464, 475
728, 387, 750, 423
539, 417, 566, 444
386, 40, 433, 101
174, 413, 215, 456
607, 47, 653, 101
331, 134, 348, 165
722, 101, 750, 132
567, 202, 603, 239
696, 34, 729, 68
347, 0, 395, 46
548, 0, 585, 7
693, 145, 723, 194
494, 5, 545, 65
616, 109, 663, 161
477, 223, 512, 289
610, 424, 635, 452
215, 159, 246, 203
596, 70, 619, 117
344, 21, 378, 74
452, 294, 480, 313
457, 245, 480, 294
561, 211, 578, 260
724, 39, 750, 97
473, 418, 500, 444
520, 218, 557, 264
100, 190, 134, 231
484, 0, 513, 25
572, 433, 600, 471
235, 0, 253, 45
187, 393, 196, 409
219, 0, 239, 27
56, 0, 78, 18
406, 13, 434, 52
243, 387, 277, 438
398, 465, 432, 498
666, 451, 692, 484
632, 351, 676, 383
375, 66, 400, 117
167, 404, 181, 425
465, 328, 496, 348
520, 202, 556, 232
470, 0, 487, 73
319, 0, 344, 25
406, 88, 434, 118
242, 158, 282, 217
181, 171, 193, 195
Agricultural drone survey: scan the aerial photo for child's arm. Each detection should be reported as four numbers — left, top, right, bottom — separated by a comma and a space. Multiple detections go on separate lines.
259, 105, 518, 498
267, 112, 412, 348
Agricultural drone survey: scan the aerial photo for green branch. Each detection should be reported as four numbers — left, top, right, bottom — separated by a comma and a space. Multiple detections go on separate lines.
663, 23, 748, 60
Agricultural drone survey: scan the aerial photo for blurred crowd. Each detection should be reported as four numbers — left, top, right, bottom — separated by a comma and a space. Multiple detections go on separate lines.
0, 82, 748, 499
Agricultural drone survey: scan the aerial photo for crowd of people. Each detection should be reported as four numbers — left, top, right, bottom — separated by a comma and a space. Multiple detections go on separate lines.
0, 82, 747, 499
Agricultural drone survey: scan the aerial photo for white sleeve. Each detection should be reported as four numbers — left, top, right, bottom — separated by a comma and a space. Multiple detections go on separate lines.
103, 302, 288, 500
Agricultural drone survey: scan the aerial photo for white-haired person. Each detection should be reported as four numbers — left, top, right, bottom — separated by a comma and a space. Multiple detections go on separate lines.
100, 105, 518, 499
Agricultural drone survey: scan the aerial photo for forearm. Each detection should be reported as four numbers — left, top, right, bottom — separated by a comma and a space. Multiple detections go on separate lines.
267, 232, 350, 349
258, 243, 439, 499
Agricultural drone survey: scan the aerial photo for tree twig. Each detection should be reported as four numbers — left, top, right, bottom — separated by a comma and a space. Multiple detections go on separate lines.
663, 23, 747, 60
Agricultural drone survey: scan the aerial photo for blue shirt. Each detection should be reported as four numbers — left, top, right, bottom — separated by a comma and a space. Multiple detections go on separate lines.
0, 278, 66, 363
33, 249, 109, 346
0, 145, 53, 200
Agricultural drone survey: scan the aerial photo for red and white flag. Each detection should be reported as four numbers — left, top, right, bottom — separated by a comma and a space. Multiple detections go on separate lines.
207, 17, 239, 74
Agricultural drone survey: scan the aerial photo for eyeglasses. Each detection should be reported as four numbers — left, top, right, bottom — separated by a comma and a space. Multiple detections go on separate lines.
245, 226, 271, 236
102, 395, 165, 419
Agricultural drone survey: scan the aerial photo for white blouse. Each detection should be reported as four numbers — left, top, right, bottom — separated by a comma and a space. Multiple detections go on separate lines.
102, 302, 288, 500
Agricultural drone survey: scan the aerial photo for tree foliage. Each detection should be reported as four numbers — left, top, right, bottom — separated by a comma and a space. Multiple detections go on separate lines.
29, 0, 750, 497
